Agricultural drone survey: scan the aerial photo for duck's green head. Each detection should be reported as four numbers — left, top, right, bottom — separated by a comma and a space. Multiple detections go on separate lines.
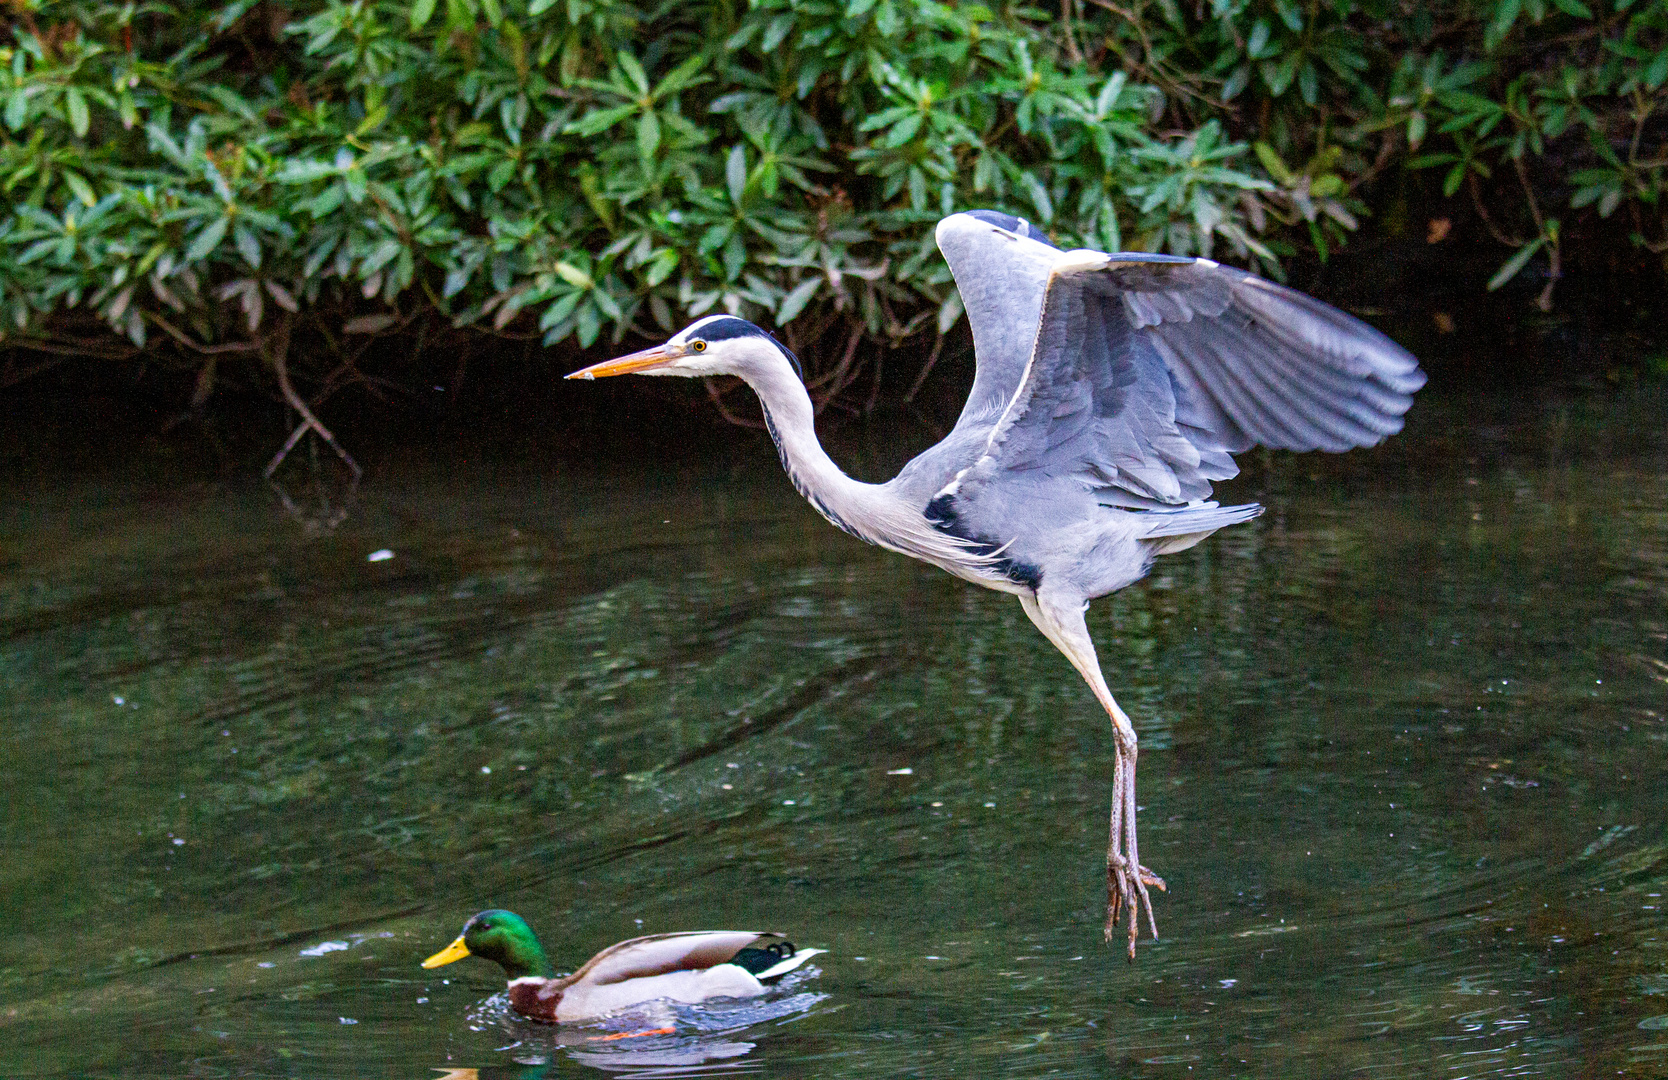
421, 910, 555, 980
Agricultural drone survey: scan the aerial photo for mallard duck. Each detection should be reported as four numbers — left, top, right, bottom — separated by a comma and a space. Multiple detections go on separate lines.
421, 910, 824, 1023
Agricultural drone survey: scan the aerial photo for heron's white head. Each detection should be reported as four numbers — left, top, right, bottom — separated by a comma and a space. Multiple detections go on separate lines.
565, 315, 803, 383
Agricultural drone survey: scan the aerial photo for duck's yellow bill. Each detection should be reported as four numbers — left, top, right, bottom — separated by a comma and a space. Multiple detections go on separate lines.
565, 343, 683, 380
421, 935, 472, 968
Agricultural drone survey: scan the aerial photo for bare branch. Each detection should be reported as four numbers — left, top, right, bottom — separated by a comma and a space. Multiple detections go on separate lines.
704, 377, 766, 428
904, 333, 948, 403
262, 317, 362, 481
809, 323, 866, 415
147, 313, 262, 355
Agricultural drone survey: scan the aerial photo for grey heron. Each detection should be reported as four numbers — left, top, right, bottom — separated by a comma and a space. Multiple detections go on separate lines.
568, 210, 1425, 957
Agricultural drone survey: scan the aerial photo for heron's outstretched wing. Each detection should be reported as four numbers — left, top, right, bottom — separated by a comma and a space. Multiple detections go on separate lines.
957, 246, 1425, 511
933, 211, 1061, 429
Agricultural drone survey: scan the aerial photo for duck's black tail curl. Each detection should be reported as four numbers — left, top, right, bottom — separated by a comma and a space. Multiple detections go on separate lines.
729, 940, 797, 978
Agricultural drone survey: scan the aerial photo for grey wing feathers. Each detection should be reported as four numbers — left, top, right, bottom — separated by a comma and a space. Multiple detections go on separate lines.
942, 221, 1423, 511
934, 212, 1061, 429
1115, 259, 1424, 455
970, 265, 1226, 509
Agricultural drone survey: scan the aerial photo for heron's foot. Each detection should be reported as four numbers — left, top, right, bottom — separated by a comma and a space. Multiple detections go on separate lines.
1104, 747, 1163, 960
1104, 858, 1166, 961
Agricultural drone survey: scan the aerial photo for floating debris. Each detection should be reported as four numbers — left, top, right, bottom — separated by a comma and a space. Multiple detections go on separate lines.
300, 940, 351, 957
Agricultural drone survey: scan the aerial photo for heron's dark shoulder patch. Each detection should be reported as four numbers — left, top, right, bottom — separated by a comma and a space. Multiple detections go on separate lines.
924, 493, 1042, 590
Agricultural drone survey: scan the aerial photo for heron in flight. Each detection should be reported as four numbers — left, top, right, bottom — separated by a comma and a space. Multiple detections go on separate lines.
568, 211, 1425, 957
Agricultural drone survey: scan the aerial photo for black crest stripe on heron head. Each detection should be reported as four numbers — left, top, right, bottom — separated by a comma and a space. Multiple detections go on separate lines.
691, 315, 757, 342
691, 315, 803, 381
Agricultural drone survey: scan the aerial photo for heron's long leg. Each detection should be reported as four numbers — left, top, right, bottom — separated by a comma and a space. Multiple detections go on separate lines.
1018, 590, 1165, 960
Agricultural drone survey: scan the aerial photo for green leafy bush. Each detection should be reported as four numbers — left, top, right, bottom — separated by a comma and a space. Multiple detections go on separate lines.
1097, 0, 1668, 310
1, 0, 1663, 427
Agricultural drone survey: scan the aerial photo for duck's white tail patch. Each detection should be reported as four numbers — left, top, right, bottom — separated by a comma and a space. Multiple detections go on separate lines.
754, 947, 826, 980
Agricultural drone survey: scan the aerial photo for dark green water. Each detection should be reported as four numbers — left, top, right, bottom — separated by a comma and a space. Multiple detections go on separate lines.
3, 388, 1666, 1078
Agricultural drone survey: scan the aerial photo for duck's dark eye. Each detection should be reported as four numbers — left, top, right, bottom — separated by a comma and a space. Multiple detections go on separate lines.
691, 340, 707, 352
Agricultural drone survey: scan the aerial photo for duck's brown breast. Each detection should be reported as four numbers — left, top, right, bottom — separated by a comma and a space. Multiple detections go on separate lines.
508, 978, 562, 1022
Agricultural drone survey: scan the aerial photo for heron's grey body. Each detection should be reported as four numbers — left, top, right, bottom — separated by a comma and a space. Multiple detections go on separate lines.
568, 211, 1425, 955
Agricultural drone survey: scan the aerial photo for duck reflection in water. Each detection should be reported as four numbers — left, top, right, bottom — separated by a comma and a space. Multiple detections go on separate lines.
433, 991, 824, 1076
431, 1028, 758, 1078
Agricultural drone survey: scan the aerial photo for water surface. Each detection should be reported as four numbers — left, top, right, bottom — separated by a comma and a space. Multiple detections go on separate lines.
2, 387, 1666, 1078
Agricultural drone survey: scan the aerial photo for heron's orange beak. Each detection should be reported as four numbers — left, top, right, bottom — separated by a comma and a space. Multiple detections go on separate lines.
565, 342, 685, 380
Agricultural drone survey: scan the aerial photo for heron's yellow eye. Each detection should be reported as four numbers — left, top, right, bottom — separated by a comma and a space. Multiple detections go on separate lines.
691, 340, 707, 352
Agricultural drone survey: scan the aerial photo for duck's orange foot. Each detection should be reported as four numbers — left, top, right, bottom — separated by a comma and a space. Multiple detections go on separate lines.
586, 1026, 676, 1042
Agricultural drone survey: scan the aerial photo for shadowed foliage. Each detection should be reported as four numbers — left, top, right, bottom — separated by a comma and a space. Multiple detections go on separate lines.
0, 0, 1663, 431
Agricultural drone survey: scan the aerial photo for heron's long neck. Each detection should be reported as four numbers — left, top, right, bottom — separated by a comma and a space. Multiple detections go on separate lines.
739, 362, 880, 540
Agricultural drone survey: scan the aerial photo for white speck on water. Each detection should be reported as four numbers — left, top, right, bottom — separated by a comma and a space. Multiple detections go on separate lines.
300, 941, 350, 957
634, 919, 643, 926
886, 767, 913, 775
984, 802, 996, 808
417, 997, 428, 1004
480, 766, 491, 774
112, 695, 125, 705
853, 956, 867, 961
925, 956, 942, 960
172, 838, 185, 846
1219, 979, 1238, 988
726, 763, 739, 769
930, 801, 944, 807
721, 783, 732, 790
338, 1017, 358, 1025
783, 800, 796, 806
367, 549, 394, 562
257, 962, 275, 968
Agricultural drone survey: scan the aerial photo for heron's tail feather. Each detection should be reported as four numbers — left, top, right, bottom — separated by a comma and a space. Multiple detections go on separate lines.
1139, 502, 1262, 554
